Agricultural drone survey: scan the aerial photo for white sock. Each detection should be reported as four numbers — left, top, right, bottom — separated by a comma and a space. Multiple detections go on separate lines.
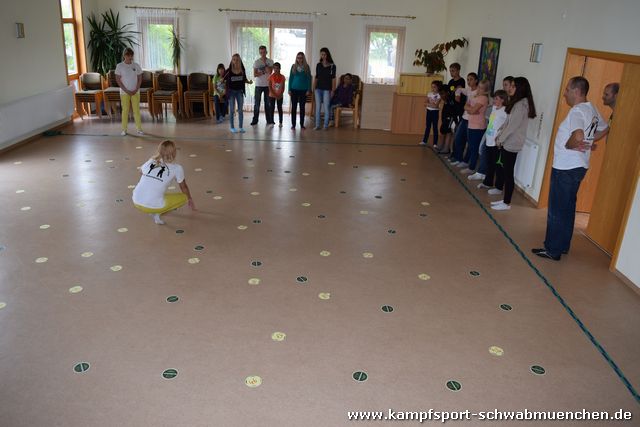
152, 214, 165, 225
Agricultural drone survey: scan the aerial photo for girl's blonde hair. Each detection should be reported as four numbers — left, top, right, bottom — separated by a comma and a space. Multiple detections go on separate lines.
152, 140, 177, 164
478, 79, 491, 95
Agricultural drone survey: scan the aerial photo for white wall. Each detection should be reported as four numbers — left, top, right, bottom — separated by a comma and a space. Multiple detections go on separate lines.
616, 179, 640, 289
0, 0, 68, 105
91, 0, 446, 77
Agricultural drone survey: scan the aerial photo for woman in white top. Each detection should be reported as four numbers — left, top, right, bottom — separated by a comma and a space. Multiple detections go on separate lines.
132, 140, 195, 224
115, 48, 144, 136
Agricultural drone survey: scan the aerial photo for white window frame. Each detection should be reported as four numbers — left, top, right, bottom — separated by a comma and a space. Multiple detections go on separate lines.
363, 25, 405, 85
137, 16, 178, 72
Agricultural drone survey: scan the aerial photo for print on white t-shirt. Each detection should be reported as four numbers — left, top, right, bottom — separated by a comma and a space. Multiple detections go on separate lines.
553, 102, 607, 170
132, 159, 185, 209
485, 106, 507, 147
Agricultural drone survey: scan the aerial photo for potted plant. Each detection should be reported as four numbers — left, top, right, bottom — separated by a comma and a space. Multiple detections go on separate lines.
413, 38, 468, 75
87, 9, 139, 77
170, 29, 184, 74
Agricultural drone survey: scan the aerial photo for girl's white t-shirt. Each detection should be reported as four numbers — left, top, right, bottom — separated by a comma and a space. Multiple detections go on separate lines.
427, 92, 441, 111
115, 61, 142, 93
132, 159, 185, 209
485, 106, 507, 147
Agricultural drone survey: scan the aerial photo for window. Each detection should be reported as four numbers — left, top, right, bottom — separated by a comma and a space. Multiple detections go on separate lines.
60, 0, 85, 82
230, 20, 313, 110
136, 10, 179, 72
363, 26, 405, 84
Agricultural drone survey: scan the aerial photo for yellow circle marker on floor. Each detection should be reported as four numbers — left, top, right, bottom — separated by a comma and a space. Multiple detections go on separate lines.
250, 192, 260, 196
188, 257, 200, 264
81, 252, 93, 258
127, 185, 135, 189
360, 210, 369, 215
189, 154, 197, 158
0, 302, 6, 309
328, 162, 336, 165
418, 273, 431, 281
421, 201, 431, 206
39, 224, 50, 229
14, 161, 23, 165
245, 375, 262, 388
213, 196, 223, 200
195, 168, 203, 172
301, 202, 311, 207
20, 206, 31, 211
248, 278, 261, 285
362, 252, 374, 258
135, 146, 142, 149
225, 149, 232, 152
401, 162, 408, 166
318, 292, 331, 300
237, 225, 248, 230
35, 257, 48, 263
117, 228, 128, 233
302, 172, 310, 176
69, 286, 83, 293
320, 250, 331, 257
16, 190, 25, 194
489, 346, 504, 356
110, 265, 123, 271
105, 160, 114, 163
289, 188, 297, 192
271, 332, 286, 341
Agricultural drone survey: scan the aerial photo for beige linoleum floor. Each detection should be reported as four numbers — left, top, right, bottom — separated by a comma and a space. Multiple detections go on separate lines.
0, 113, 638, 426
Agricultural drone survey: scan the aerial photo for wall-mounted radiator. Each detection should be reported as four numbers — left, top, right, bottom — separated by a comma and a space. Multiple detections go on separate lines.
514, 138, 539, 189
0, 86, 74, 150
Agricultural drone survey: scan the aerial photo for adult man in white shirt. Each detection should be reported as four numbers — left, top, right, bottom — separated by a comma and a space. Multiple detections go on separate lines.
250, 45, 274, 126
533, 76, 607, 261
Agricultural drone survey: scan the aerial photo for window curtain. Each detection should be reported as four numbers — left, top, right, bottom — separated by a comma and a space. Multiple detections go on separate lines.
358, 17, 406, 85
136, 8, 180, 73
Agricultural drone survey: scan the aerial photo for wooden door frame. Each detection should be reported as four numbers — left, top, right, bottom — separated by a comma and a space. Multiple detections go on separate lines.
538, 47, 640, 271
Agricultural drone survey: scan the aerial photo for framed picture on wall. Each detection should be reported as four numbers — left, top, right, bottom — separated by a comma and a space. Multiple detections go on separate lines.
477, 37, 501, 94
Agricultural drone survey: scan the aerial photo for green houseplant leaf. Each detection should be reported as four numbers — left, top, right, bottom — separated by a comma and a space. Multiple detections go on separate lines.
413, 37, 469, 74
88, 9, 139, 77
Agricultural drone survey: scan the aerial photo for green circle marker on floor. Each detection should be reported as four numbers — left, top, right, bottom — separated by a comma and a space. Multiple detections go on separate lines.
353, 371, 368, 382
194, 245, 204, 251
251, 260, 262, 267
206, 190, 213, 194
446, 380, 461, 391
419, 213, 427, 217
162, 369, 178, 379
317, 214, 326, 219
500, 304, 513, 311
176, 229, 184, 234
73, 362, 90, 373
375, 195, 382, 199
381, 305, 394, 313
387, 229, 396, 234
252, 219, 262, 224
470, 271, 480, 277
296, 276, 308, 283
531, 365, 546, 375
166, 295, 179, 303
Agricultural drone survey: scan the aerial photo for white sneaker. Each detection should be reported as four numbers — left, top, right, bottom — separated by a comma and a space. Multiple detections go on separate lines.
477, 183, 491, 189
456, 162, 469, 168
468, 172, 485, 181
136, 129, 145, 135
488, 188, 503, 195
449, 160, 459, 166
491, 202, 511, 211
460, 168, 473, 174
419, 141, 427, 146
152, 214, 165, 225
491, 199, 504, 205
120, 130, 127, 136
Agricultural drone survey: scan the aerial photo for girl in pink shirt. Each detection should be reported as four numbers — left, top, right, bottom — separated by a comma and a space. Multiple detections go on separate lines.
462, 79, 489, 173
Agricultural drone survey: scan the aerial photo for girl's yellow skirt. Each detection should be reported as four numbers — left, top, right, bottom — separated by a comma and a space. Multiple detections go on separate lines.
134, 193, 188, 214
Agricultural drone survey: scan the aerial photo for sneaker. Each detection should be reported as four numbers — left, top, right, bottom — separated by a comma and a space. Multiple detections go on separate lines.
230, 128, 238, 133
491, 202, 511, 211
239, 128, 246, 133
152, 214, 165, 225
456, 162, 469, 168
437, 150, 451, 156
532, 248, 560, 261
120, 130, 127, 136
419, 141, 427, 146
460, 168, 473, 174
323, 126, 329, 130
291, 125, 296, 130
136, 129, 145, 135
449, 160, 459, 166
300, 126, 306, 130
488, 188, 503, 195
250, 121, 258, 126
477, 183, 491, 189
468, 172, 485, 181
490, 199, 504, 205
279, 123, 283, 128
314, 126, 321, 130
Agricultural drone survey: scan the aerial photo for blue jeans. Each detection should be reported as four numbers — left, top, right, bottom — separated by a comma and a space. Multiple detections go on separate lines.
252, 86, 271, 124
227, 89, 244, 129
423, 109, 439, 145
467, 128, 485, 170
477, 136, 488, 175
213, 95, 227, 120
544, 167, 587, 257
452, 118, 468, 162
315, 89, 331, 128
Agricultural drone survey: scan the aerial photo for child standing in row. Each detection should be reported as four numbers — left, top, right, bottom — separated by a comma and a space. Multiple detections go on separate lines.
435, 88, 457, 155
478, 90, 509, 189
421, 81, 442, 147
268, 62, 286, 127
212, 63, 228, 123
461, 79, 490, 174
132, 140, 195, 225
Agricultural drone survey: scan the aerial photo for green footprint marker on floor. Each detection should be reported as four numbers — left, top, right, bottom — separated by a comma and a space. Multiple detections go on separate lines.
446, 380, 462, 391
162, 369, 178, 379
381, 305, 394, 313
194, 245, 204, 251
252, 219, 262, 224
353, 371, 368, 382
387, 229, 396, 234
296, 276, 308, 283
500, 304, 513, 311
166, 296, 179, 303
73, 362, 90, 373
470, 271, 481, 277
251, 260, 262, 267
531, 365, 546, 375
176, 230, 184, 234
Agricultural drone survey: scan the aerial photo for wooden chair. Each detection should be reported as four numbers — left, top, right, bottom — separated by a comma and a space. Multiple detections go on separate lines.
103, 70, 121, 119
153, 72, 182, 120
139, 71, 155, 117
74, 72, 104, 119
335, 74, 363, 128
184, 73, 210, 118
288, 92, 315, 118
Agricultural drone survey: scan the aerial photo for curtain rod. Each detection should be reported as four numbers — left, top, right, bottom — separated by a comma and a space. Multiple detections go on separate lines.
350, 13, 416, 20
125, 5, 190, 11
219, 8, 327, 16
